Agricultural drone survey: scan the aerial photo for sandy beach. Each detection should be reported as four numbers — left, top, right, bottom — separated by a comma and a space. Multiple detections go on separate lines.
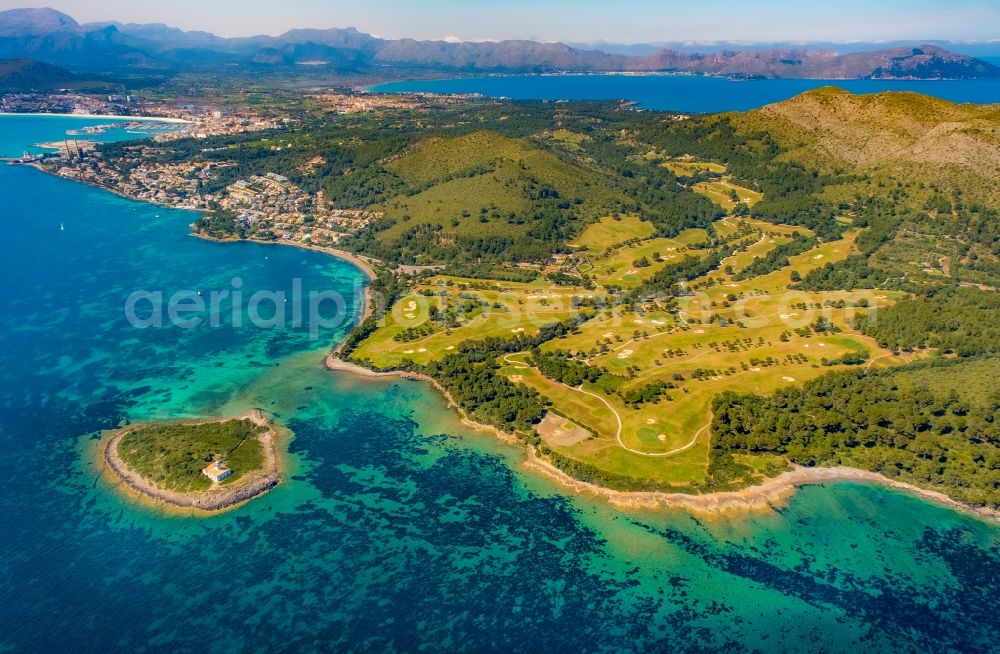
100, 409, 283, 513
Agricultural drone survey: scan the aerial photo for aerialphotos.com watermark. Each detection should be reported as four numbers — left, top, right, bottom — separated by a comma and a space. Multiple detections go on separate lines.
124, 276, 363, 339
124, 275, 880, 341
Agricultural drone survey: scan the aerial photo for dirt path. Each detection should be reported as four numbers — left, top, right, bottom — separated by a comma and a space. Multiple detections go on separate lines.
572, 383, 707, 457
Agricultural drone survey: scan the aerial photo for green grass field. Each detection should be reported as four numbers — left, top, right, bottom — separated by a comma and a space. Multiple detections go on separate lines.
661, 160, 727, 176
352, 277, 588, 368
692, 178, 764, 211
571, 216, 710, 288
117, 419, 265, 493
568, 215, 657, 251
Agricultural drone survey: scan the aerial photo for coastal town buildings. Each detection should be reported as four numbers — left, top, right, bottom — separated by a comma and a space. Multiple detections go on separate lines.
50, 145, 380, 247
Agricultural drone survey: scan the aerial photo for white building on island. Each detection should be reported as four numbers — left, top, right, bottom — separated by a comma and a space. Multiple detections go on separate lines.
202, 460, 233, 483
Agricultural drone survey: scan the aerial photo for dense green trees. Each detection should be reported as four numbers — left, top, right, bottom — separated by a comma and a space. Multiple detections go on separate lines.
855, 287, 1000, 356
530, 348, 615, 387
712, 358, 1000, 507
635, 116, 845, 238
426, 354, 547, 433
621, 380, 674, 406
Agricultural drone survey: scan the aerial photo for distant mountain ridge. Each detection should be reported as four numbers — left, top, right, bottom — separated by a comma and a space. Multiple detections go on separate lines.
1, 7, 998, 80
0, 57, 76, 90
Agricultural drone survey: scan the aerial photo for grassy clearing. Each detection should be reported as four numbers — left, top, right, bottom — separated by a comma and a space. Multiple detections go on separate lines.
574, 219, 711, 288
569, 215, 657, 251
586, 237, 708, 288
117, 419, 264, 493
662, 160, 727, 176
544, 129, 591, 151
692, 178, 764, 211
659, 158, 763, 211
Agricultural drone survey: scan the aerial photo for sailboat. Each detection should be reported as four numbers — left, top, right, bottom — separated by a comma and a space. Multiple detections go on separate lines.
59, 223, 64, 232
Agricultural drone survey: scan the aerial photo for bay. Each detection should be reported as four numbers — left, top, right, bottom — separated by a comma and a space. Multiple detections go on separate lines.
373, 74, 1000, 112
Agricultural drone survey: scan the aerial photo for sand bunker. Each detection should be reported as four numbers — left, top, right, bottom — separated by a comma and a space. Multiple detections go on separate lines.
782, 376, 796, 382
617, 349, 633, 359
537, 412, 591, 447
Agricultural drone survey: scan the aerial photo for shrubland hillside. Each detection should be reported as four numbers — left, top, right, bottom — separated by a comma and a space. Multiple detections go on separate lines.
736, 87, 1000, 182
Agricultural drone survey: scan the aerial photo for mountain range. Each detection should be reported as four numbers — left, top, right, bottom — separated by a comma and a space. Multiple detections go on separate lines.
568, 40, 1000, 58
1, 7, 998, 81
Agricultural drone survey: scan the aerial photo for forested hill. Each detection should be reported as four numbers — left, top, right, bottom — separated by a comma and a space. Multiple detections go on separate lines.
0, 58, 77, 91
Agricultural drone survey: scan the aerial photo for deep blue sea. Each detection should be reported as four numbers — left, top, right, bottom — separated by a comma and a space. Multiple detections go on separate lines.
1, 115, 999, 653
374, 75, 1000, 112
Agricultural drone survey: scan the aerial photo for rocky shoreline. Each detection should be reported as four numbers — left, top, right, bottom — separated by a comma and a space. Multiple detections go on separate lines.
323, 356, 1000, 522
324, 355, 523, 445
101, 410, 282, 513
524, 450, 1000, 520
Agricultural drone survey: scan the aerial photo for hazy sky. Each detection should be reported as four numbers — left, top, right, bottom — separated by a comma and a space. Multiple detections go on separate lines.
3, 0, 999, 43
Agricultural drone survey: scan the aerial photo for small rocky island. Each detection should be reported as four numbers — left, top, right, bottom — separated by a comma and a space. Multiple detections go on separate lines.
101, 410, 282, 512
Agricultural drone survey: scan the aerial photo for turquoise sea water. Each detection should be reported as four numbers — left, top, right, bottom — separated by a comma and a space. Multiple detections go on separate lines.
0, 116, 999, 652
373, 75, 1000, 112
